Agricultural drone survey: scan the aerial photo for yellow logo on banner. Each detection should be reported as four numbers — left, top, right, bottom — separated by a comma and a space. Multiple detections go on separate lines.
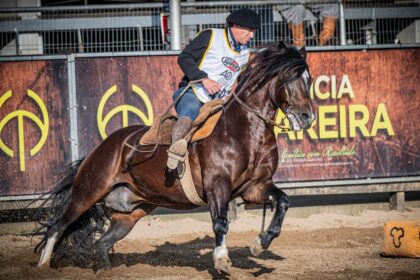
97, 84, 154, 139
0, 90, 49, 172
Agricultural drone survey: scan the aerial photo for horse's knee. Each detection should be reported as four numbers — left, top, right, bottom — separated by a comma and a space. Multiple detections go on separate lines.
278, 191, 290, 208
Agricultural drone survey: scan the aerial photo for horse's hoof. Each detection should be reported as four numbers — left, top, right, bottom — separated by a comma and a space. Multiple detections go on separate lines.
250, 236, 264, 257
36, 263, 52, 270
93, 261, 111, 272
214, 257, 231, 275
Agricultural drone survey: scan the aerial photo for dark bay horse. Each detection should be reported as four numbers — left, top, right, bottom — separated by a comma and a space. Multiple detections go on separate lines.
36, 43, 315, 274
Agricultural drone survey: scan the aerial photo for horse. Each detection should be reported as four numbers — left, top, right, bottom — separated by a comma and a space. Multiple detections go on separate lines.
35, 43, 315, 275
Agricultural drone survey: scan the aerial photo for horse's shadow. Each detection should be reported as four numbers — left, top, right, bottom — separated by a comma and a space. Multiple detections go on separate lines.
110, 235, 284, 278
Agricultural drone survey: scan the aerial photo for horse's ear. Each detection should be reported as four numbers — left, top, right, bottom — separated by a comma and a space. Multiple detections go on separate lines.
299, 47, 307, 59
277, 41, 286, 49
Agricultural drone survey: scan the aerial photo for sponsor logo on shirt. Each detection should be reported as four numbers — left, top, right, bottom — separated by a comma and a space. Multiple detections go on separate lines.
221, 57, 240, 72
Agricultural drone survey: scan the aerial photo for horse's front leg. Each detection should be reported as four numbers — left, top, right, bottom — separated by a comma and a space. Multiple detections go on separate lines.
206, 178, 232, 275
242, 182, 290, 256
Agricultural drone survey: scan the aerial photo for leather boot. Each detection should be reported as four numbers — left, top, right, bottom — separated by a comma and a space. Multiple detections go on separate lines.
167, 116, 193, 170
319, 16, 336, 46
289, 23, 306, 47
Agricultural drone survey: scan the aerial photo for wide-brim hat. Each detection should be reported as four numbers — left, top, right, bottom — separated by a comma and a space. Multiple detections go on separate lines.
226, 8, 261, 29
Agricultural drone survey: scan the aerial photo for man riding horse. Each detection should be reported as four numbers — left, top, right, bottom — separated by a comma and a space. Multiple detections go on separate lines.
35, 7, 315, 274
167, 8, 261, 170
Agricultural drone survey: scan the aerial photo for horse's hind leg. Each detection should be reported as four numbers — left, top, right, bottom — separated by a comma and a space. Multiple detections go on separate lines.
38, 166, 118, 268
94, 204, 156, 270
37, 185, 111, 268
241, 183, 290, 256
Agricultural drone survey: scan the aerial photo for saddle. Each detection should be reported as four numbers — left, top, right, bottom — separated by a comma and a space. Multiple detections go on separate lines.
139, 99, 224, 146
137, 99, 224, 206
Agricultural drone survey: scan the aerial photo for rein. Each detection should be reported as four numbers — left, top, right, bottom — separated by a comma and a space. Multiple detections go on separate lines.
232, 86, 292, 132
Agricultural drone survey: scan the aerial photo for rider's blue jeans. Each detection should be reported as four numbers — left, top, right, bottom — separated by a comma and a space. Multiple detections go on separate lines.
173, 87, 203, 121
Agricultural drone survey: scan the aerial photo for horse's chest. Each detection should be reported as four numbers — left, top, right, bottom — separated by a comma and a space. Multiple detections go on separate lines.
243, 149, 277, 181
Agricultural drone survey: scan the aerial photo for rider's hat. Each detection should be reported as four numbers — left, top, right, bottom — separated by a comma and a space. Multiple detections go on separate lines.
226, 8, 261, 29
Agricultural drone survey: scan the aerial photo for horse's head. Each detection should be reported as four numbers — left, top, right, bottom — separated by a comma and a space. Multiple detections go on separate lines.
270, 43, 315, 131
243, 43, 316, 131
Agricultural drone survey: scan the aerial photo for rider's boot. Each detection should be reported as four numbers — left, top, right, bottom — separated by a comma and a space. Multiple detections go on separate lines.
319, 16, 336, 46
167, 116, 194, 170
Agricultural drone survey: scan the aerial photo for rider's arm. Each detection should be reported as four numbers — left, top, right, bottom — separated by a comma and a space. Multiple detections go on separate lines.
177, 29, 213, 82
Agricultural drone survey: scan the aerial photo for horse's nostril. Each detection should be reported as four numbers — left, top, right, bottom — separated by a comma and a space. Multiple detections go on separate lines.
302, 113, 309, 120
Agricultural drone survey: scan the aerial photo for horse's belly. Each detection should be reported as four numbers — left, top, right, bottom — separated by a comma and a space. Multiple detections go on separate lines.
104, 186, 142, 212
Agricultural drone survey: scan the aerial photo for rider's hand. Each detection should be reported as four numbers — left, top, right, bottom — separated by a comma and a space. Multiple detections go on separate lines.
202, 78, 222, 96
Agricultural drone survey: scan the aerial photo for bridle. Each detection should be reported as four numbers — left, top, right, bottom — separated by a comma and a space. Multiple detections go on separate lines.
232, 81, 294, 132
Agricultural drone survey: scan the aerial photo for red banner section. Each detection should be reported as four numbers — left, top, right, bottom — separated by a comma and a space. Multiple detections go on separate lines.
0, 49, 419, 195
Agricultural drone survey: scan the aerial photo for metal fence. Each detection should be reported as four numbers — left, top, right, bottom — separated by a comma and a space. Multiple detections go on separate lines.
0, 1, 419, 56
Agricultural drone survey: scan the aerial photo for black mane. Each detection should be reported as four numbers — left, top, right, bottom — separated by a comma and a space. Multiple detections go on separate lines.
236, 42, 308, 97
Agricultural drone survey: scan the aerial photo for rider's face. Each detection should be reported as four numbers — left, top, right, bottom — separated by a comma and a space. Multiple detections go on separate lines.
231, 25, 256, 45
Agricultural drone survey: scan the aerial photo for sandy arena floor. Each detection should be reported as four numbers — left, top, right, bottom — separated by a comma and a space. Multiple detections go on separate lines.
0, 207, 419, 279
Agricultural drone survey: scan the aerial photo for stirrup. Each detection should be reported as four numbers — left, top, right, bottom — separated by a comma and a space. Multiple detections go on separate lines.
167, 139, 188, 170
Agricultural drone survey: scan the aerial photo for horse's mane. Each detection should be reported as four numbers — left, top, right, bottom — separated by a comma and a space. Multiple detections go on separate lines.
236, 43, 308, 98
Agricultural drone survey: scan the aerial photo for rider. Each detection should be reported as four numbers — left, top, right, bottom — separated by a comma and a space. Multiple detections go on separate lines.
167, 8, 261, 170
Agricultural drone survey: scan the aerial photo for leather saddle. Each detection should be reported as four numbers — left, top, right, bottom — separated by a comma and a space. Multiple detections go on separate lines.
139, 99, 224, 146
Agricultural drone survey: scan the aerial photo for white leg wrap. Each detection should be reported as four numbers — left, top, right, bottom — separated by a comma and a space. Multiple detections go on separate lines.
37, 232, 58, 268
213, 235, 228, 260
213, 244, 228, 259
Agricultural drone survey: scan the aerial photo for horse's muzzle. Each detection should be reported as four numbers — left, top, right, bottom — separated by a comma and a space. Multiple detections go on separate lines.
300, 110, 316, 129
287, 109, 316, 131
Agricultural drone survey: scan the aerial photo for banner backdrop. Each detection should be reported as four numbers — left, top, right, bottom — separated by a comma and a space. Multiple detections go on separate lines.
273, 49, 420, 182
0, 60, 71, 195
0, 49, 419, 196
75, 56, 181, 156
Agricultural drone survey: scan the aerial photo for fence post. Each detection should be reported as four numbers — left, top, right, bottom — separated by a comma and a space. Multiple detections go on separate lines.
339, 0, 346, 46
389, 192, 405, 211
170, 0, 182, 50
229, 198, 245, 221
67, 54, 79, 162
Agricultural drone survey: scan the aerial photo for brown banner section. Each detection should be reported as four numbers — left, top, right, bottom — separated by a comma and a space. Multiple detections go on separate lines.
273, 49, 420, 182
0, 49, 419, 196
0, 60, 71, 195
75, 56, 182, 156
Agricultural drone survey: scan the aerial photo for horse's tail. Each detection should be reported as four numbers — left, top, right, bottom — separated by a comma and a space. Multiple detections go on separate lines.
33, 159, 84, 254
33, 158, 108, 268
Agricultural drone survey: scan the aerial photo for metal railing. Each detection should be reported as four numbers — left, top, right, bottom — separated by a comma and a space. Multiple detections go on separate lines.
0, 1, 419, 56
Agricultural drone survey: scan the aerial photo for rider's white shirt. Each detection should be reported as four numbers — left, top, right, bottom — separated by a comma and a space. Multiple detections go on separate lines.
191, 29, 250, 103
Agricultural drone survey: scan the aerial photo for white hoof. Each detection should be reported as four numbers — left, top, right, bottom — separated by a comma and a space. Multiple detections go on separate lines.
214, 256, 232, 275
37, 261, 51, 270
250, 236, 264, 257
213, 244, 231, 274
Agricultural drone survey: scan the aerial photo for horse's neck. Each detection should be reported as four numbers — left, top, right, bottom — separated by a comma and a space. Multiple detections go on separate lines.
224, 88, 277, 144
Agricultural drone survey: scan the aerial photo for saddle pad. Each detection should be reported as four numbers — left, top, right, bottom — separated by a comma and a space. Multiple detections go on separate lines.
191, 110, 222, 142
139, 100, 224, 146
